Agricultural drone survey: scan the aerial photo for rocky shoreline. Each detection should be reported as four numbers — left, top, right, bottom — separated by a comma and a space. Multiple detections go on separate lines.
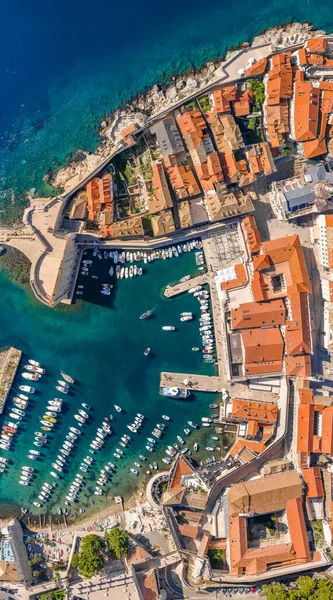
50, 21, 325, 194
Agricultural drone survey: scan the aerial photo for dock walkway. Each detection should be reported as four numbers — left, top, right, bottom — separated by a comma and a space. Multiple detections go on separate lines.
160, 372, 221, 393
163, 274, 209, 298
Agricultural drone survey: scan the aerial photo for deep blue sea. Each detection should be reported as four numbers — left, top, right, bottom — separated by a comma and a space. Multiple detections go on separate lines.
0, 0, 333, 214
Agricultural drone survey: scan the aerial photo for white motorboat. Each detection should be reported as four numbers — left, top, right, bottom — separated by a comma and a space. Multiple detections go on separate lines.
29, 359, 40, 367
114, 405, 122, 412
19, 385, 35, 393
162, 326, 176, 331
22, 372, 40, 381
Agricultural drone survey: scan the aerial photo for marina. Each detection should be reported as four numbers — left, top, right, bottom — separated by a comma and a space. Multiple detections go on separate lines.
0, 238, 228, 517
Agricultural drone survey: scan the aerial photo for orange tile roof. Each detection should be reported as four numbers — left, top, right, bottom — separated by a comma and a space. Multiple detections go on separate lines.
212, 90, 231, 113
231, 398, 278, 424
221, 263, 248, 291
233, 90, 253, 117
259, 235, 311, 295
135, 569, 159, 600
231, 299, 285, 330
321, 91, 333, 114
245, 57, 267, 77
297, 402, 314, 454
167, 163, 200, 197
247, 143, 276, 176
285, 355, 311, 377
120, 123, 137, 145
229, 439, 266, 457
321, 406, 333, 454
169, 456, 195, 493
86, 173, 113, 222
302, 112, 328, 159
302, 467, 324, 498
266, 52, 293, 106
293, 80, 319, 142
150, 162, 173, 212
306, 37, 327, 53
298, 48, 308, 67
285, 497, 310, 561
242, 215, 261, 254
228, 471, 311, 576
285, 291, 311, 356
241, 327, 284, 374
265, 103, 289, 147
178, 523, 199, 537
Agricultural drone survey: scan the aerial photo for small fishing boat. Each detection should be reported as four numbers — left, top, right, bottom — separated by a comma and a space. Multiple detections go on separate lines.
114, 405, 122, 413
139, 308, 155, 320
162, 415, 170, 421
162, 326, 176, 331
144, 348, 150, 356
82, 403, 90, 410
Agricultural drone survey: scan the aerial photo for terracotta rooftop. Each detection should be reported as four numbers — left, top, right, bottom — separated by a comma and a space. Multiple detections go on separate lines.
150, 162, 173, 213
242, 215, 261, 254
306, 37, 327, 53
293, 79, 319, 142
231, 299, 286, 330
285, 354, 311, 377
245, 57, 267, 77
168, 456, 195, 493
221, 263, 248, 291
229, 439, 266, 458
86, 173, 113, 222
228, 471, 311, 576
230, 398, 278, 424
151, 209, 175, 237
135, 569, 160, 600
233, 89, 253, 117
285, 291, 311, 356
241, 327, 284, 375
302, 467, 324, 498
247, 143, 276, 176
254, 235, 311, 298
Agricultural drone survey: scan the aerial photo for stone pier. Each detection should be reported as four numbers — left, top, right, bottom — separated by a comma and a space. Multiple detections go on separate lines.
160, 371, 221, 393
0, 347, 22, 414
163, 274, 209, 298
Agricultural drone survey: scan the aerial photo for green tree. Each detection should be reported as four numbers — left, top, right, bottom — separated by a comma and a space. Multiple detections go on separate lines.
248, 78, 265, 110
29, 554, 43, 566
74, 534, 105, 578
71, 552, 79, 568
262, 577, 333, 600
32, 569, 40, 578
77, 551, 104, 578
247, 117, 258, 131
262, 582, 288, 600
105, 527, 129, 559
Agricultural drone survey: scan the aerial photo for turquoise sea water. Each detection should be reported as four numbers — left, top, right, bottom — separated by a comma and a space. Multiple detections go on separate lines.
0, 249, 223, 517
1, 1, 333, 218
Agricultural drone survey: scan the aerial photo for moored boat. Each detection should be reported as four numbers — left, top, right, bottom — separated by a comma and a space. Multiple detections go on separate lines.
159, 386, 190, 399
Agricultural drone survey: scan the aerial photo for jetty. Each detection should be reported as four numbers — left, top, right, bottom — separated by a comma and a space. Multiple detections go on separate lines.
164, 274, 209, 298
160, 371, 221, 393
0, 347, 22, 414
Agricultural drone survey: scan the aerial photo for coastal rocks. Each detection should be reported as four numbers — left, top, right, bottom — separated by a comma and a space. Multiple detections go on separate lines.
52, 153, 107, 192
176, 80, 186, 91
